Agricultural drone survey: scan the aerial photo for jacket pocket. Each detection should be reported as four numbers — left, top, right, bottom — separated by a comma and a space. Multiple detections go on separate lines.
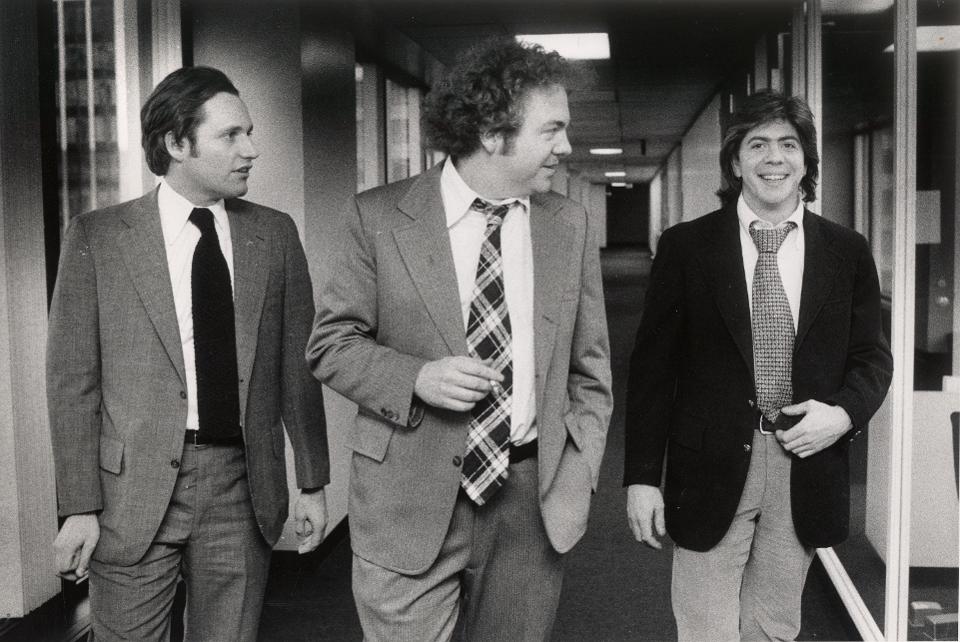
347, 411, 395, 462
99, 435, 124, 474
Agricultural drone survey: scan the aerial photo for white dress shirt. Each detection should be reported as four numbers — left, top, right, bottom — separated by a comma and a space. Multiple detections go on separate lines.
440, 159, 537, 446
736, 194, 805, 329
157, 179, 235, 431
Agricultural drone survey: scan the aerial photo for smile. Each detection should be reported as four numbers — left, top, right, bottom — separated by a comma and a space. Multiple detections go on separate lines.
760, 174, 788, 182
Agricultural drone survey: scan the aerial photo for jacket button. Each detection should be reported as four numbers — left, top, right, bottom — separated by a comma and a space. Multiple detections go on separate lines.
452, 455, 462, 467
171, 459, 180, 468
747, 399, 755, 408
180, 391, 187, 399
743, 444, 751, 452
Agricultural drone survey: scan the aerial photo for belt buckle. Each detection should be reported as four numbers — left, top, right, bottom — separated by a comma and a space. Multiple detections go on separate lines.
759, 415, 775, 435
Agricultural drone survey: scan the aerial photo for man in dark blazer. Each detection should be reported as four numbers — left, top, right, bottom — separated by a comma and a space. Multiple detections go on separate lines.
308, 39, 612, 640
47, 66, 329, 641
624, 91, 892, 641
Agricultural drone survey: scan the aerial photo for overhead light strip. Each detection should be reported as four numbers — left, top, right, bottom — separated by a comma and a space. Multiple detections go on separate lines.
515, 33, 610, 60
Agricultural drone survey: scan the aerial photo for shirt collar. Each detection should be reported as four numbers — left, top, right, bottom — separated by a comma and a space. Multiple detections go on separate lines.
440, 157, 529, 228
157, 179, 230, 247
736, 193, 805, 243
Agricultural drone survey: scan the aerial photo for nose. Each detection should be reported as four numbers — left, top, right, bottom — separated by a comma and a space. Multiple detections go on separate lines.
764, 143, 784, 163
242, 134, 259, 160
554, 129, 572, 157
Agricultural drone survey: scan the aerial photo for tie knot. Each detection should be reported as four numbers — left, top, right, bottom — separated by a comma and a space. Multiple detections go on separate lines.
189, 208, 216, 236
471, 198, 511, 229
750, 221, 796, 253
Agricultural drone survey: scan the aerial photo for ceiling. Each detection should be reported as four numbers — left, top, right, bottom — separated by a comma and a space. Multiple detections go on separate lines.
369, 0, 796, 184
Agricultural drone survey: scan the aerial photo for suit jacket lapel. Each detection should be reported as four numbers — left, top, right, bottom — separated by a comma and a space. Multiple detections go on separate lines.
228, 203, 269, 409
796, 210, 842, 352
701, 205, 754, 379
530, 194, 572, 405
118, 189, 186, 386
394, 166, 469, 356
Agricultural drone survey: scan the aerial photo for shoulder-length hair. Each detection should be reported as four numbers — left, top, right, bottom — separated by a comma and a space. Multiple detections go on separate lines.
716, 90, 819, 207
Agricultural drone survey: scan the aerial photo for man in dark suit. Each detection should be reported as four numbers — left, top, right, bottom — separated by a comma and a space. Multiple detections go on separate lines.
48, 66, 329, 641
624, 91, 892, 640
307, 39, 612, 640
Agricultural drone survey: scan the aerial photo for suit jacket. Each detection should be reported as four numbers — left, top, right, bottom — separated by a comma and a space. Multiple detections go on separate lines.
47, 189, 329, 566
624, 205, 892, 551
307, 164, 613, 574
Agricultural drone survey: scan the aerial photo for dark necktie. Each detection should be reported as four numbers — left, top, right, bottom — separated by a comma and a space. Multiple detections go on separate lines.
190, 208, 240, 439
750, 221, 797, 423
461, 198, 513, 505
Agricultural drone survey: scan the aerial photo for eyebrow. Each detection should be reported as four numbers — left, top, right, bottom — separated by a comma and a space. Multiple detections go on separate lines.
746, 134, 799, 143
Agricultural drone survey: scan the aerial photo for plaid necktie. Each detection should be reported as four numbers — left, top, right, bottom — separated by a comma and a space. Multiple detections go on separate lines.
461, 198, 513, 505
750, 221, 797, 423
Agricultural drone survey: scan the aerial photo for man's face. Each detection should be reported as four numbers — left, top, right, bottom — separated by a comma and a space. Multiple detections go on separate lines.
176, 92, 259, 205
496, 84, 572, 197
732, 118, 806, 220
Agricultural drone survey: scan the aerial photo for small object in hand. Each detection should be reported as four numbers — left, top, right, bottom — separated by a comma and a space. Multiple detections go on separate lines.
58, 570, 88, 584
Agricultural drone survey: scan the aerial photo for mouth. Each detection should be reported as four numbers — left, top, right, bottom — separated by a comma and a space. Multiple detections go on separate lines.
759, 174, 788, 184
234, 166, 252, 176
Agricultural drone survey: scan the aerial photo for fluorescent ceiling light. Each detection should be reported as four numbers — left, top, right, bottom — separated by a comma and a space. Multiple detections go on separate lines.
516, 33, 610, 60
604, 171, 626, 178
590, 148, 623, 155
884, 26, 960, 52
610, 182, 627, 187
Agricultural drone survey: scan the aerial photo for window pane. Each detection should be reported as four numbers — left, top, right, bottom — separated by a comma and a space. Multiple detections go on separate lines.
821, 1, 897, 631
54, 0, 120, 234
907, 1, 959, 639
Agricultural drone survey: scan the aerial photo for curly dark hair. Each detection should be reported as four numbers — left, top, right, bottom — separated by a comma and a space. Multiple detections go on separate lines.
141, 66, 239, 176
717, 90, 819, 207
422, 37, 569, 158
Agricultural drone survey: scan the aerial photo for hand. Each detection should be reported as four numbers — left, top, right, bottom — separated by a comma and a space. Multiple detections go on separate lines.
294, 488, 328, 554
54, 513, 100, 581
414, 356, 503, 411
777, 400, 852, 458
626, 484, 666, 550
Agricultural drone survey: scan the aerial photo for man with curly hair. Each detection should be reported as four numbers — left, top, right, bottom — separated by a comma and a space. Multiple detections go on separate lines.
308, 38, 612, 640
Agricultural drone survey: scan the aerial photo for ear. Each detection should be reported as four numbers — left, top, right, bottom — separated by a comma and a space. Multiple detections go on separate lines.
479, 129, 503, 155
164, 131, 189, 163
731, 155, 742, 179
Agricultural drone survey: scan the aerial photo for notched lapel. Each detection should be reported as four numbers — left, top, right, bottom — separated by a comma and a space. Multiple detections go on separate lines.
229, 207, 270, 394
796, 212, 843, 351
530, 195, 572, 391
701, 209, 754, 378
118, 191, 187, 386
395, 169, 468, 356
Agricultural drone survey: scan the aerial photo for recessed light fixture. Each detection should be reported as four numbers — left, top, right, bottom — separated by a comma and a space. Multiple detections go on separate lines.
590, 148, 623, 156
604, 171, 626, 178
515, 33, 610, 60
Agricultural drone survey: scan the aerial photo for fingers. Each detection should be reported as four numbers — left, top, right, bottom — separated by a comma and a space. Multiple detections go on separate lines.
76, 538, 96, 579
654, 503, 666, 537
450, 356, 504, 382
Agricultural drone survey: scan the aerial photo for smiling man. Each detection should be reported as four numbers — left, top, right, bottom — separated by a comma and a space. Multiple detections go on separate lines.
307, 38, 612, 640
624, 91, 892, 641
48, 66, 329, 641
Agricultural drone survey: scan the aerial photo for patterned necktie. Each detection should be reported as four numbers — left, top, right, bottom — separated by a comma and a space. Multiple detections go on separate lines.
750, 221, 797, 423
190, 208, 241, 439
461, 198, 513, 505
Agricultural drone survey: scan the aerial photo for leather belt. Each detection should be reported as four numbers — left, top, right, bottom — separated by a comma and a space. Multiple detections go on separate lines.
509, 438, 538, 464
183, 431, 243, 446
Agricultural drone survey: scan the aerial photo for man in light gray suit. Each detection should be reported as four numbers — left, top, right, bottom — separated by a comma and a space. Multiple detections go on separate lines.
48, 66, 329, 641
307, 39, 612, 641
